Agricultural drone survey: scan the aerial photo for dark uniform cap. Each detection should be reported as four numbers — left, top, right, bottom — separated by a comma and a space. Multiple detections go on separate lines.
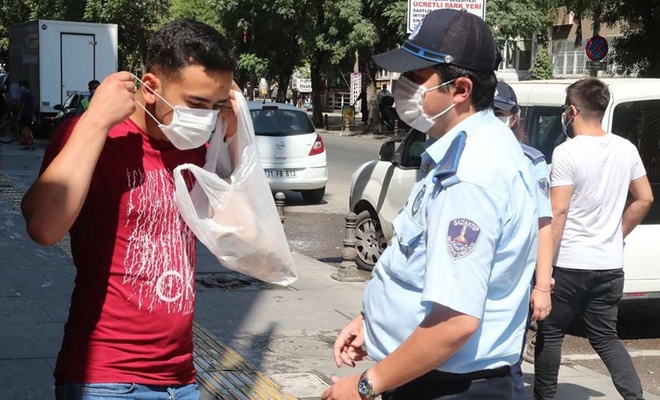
372, 9, 499, 73
494, 81, 518, 112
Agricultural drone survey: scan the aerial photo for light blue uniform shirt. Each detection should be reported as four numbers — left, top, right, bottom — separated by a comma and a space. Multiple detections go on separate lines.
362, 110, 539, 373
521, 144, 552, 219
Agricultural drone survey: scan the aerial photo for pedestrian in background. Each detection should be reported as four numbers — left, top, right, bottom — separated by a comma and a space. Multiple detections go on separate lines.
494, 81, 554, 400
323, 9, 538, 400
270, 82, 278, 102
21, 19, 238, 400
18, 80, 35, 149
245, 80, 254, 101
534, 77, 653, 400
80, 79, 101, 112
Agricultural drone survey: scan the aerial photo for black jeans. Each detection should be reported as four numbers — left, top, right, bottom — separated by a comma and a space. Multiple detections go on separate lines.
534, 267, 643, 400
382, 367, 512, 400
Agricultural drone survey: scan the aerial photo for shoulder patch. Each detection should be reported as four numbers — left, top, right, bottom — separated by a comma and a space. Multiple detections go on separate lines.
446, 218, 481, 259
538, 178, 550, 198
520, 144, 545, 164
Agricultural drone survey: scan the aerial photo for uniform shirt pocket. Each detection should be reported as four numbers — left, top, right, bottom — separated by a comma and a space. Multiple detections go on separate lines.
383, 209, 426, 288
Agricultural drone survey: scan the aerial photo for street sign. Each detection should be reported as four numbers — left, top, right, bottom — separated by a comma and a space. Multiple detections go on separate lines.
586, 60, 607, 71
585, 35, 609, 62
407, 0, 486, 33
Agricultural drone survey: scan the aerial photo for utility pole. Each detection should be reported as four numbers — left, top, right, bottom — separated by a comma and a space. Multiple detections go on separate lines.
590, 7, 601, 78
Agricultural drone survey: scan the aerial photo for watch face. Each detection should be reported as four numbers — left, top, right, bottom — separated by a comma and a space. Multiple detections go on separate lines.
358, 378, 370, 395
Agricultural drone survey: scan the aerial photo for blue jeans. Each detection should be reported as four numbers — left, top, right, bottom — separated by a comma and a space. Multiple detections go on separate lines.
55, 382, 199, 400
533, 267, 643, 400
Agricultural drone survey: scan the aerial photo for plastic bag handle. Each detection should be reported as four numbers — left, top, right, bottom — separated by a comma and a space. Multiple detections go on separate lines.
173, 163, 231, 217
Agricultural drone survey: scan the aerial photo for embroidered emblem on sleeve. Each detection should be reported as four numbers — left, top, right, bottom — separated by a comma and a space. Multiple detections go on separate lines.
538, 178, 550, 198
446, 219, 481, 259
412, 185, 426, 215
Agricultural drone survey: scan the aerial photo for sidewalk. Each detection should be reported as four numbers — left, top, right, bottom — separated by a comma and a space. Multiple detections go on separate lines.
1, 139, 658, 400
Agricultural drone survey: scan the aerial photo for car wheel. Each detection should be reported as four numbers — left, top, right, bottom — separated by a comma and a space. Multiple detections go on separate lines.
301, 187, 325, 204
355, 210, 387, 271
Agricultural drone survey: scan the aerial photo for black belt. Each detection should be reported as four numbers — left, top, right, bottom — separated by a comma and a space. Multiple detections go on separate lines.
422, 365, 511, 382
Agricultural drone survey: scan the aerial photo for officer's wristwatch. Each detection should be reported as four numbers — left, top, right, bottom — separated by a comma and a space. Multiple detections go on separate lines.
357, 369, 378, 399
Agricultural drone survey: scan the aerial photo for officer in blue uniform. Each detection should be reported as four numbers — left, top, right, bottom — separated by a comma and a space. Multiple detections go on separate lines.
322, 9, 540, 400
494, 81, 554, 400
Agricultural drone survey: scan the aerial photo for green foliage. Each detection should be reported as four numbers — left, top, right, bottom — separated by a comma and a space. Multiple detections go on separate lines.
84, 0, 169, 71
486, 0, 554, 42
0, 0, 88, 67
236, 53, 269, 82
555, 0, 660, 77
529, 46, 553, 80
168, 0, 223, 34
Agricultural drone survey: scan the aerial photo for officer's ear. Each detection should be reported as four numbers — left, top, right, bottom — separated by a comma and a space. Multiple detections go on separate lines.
451, 76, 472, 106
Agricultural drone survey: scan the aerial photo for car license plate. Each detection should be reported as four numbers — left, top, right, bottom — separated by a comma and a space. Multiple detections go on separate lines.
265, 169, 297, 178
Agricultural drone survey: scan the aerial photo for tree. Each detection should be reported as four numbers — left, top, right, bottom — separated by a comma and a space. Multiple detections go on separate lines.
84, 0, 169, 71
215, 0, 311, 100
602, 1, 660, 77
305, 0, 378, 126
554, 0, 660, 77
486, 0, 555, 42
529, 46, 553, 80
168, 0, 224, 33
0, 0, 86, 68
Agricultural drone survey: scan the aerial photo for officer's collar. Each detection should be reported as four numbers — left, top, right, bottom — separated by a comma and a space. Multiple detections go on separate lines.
425, 109, 492, 164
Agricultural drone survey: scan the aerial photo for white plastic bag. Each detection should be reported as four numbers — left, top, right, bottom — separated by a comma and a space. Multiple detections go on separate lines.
173, 91, 297, 286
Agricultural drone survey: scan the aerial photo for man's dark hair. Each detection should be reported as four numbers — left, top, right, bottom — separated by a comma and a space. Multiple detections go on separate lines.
88, 80, 100, 89
566, 78, 610, 121
435, 65, 497, 112
382, 84, 387, 90
19, 80, 29, 89
146, 19, 236, 81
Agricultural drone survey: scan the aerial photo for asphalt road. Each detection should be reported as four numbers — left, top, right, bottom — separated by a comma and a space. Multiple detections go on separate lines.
281, 130, 660, 397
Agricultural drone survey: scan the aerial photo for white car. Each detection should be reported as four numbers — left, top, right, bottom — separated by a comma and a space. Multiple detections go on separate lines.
349, 78, 660, 301
249, 101, 328, 203
349, 128, 425, 270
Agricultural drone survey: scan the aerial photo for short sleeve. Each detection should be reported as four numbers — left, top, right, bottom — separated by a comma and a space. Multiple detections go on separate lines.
550, 145, 574, 187
630, 145, 647, 181
423, 182, 504, 319
531, 161, 552, 219
39, 116, 80, 175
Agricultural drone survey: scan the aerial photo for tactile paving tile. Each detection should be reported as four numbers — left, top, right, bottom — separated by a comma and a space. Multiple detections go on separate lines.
193, 323, 296, 399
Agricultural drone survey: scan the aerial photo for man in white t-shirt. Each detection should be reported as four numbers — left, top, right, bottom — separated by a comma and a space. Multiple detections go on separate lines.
534, 78, 653, 400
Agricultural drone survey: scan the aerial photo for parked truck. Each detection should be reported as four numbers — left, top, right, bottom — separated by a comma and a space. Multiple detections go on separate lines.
7, 20, 118, 126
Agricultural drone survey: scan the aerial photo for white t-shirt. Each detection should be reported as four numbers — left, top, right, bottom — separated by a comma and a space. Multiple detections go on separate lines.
551, 133, 646, 270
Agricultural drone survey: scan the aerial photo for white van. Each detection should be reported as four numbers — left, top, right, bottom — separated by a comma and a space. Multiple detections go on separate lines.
349, 78, 660, 300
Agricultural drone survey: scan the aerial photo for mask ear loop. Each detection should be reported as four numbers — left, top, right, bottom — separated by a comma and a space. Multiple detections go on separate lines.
131, 73, 178, 125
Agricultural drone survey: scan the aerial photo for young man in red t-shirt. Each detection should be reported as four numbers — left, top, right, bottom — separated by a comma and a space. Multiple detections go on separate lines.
21, 20, 238, 400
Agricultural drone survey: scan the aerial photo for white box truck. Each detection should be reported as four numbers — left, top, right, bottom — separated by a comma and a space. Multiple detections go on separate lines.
7, 20, 118, 120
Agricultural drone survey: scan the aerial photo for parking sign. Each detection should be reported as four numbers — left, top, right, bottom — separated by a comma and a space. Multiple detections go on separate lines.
407, 0, 486, 33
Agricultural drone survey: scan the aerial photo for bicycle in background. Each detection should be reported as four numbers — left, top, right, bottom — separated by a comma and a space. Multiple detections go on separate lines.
0, 110, 20, 144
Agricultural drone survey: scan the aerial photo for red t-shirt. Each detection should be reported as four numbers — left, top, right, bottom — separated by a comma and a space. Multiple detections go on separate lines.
43, 117, 206, 384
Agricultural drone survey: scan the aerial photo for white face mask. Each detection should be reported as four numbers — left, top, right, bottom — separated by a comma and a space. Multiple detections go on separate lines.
132, 74, 218, 150
393, 75, 456, 133
496, 115, 513, 127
